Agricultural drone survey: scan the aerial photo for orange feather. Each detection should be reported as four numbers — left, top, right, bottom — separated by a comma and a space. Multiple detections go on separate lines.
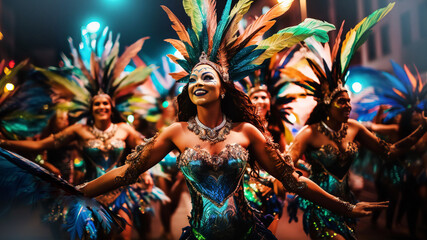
112, 37, 149, 81
164, 39, 190, 59
161, 5, 192, 46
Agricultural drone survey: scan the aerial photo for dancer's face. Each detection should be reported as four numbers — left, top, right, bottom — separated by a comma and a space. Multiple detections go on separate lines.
329, 91, 351, 123
55, 111, 69, 130
188, 64, 223, 106
92, 96, 112, 121
250, 91, 270, 119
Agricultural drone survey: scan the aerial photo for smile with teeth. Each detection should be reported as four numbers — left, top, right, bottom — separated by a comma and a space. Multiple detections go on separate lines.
194, 89, 208, 96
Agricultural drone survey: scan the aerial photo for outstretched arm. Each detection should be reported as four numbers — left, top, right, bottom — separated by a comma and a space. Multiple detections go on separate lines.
0, 124, 78, 151
246, 124, 387, 217
79, 124, 177, 197
355, 116, 427, 158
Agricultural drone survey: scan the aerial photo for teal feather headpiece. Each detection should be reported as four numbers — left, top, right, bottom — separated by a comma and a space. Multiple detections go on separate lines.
36, 27, 155, 121
0, 60, 54, 139
162, 0, 335, 84
283, 3, 395, 105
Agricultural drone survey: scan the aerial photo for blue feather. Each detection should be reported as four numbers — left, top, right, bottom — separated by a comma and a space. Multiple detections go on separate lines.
0, 148, 121, 239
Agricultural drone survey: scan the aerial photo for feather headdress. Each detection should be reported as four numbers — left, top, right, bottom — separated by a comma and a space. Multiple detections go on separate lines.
241, 47, 308, 125
283, 3, 395, 105
37, 27, 155, 121
0, 60, 54, 139
133, 55, 183, 122
162, 0, 336, 84
348, 60, 427, 121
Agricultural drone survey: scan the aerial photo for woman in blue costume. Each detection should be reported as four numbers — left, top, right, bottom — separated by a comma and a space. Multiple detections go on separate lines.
282, 3, 427, 239
71, 0, 391, 239
0, 29, 160, 239
348, 61, 427, 238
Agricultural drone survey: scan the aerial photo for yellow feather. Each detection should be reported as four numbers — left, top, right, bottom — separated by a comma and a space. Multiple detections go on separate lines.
252, 32, 309, 65
233, 0, 293, 48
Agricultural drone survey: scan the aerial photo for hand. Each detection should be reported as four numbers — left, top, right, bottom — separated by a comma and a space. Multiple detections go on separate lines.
348, 201, 389, 218
138, 172, 154, 192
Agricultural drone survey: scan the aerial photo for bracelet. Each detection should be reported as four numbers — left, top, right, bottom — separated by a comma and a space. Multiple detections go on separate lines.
336, 197, 356, 214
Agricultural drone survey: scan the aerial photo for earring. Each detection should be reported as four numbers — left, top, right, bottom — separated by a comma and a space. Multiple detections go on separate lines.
326, 115, 330, 121
221, 93, 225, 99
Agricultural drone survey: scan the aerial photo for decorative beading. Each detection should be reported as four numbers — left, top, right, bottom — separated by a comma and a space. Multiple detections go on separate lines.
264, 139, 307, 192
187, 116, 233, 144
318, 122, 348, 143
114, 134, 158, 186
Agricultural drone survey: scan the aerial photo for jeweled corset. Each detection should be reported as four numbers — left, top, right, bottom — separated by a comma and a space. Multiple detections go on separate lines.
178, 144, 254, 239
82, 138, 126, 179
306, 142, 358, 198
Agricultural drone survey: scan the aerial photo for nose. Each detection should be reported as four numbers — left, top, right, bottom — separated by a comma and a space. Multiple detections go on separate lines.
194, 78, 205, 87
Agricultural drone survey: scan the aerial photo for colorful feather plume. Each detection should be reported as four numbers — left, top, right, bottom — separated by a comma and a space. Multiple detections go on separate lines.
0, 148, 122, 239
284, 3, 394, 105
0, 60, 54, 139
37, 27, 155, 122
348, 60, 427, 121
241, 47, 307, 125
132, 56, 184, 122
162, 0, 335, 84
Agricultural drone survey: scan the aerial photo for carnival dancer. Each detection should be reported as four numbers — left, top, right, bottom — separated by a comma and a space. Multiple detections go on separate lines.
0, 27, 165, 239
70, 0, 391, 239
282, 3, 427, 239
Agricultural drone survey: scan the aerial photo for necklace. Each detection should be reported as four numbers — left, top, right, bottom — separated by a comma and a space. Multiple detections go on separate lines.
318, 121, 348, 142
188, 114, 232, 143
91, 123, 117, 142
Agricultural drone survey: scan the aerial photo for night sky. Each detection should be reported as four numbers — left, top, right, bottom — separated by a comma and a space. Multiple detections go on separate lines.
2, 0, 240, 67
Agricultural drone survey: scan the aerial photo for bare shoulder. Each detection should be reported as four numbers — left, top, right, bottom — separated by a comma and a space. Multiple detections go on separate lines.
347, 119, 362, 130
161, 122, 187, 136
237, 122, 260, 133
298, 124, 315, 136
68, 123, 86, 133
116, 122, 135, 132
234, 122, 264, 141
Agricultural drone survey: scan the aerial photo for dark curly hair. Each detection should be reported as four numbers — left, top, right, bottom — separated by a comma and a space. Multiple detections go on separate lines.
177, 75, 265, 175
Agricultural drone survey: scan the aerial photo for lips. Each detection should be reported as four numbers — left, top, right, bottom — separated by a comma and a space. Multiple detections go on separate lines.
194, 89, 208, 96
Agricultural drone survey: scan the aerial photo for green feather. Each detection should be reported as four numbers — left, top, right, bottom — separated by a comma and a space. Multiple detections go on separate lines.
279, 18, 335, 43
340, 2, 394, 73
211, 0, 232, 61
183, 0, 204, 35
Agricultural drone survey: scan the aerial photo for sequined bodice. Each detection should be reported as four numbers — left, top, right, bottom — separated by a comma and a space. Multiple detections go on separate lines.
306, 142, 359, 181
82, 138, 126, 179
178, 144, 253, 239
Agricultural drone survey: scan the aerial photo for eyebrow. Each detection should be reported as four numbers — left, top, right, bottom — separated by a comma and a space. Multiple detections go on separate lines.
201, 72, 213, 78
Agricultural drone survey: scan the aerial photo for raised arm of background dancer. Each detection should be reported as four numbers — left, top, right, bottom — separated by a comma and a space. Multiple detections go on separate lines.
78, 123, 177, 198
0, 124, 79, 152
355, 115, 427, 158
245, 123, 387, 218
285, 125, 311, 166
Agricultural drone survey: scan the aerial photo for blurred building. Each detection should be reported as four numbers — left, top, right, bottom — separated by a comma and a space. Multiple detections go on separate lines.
357, 0, 427, 74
